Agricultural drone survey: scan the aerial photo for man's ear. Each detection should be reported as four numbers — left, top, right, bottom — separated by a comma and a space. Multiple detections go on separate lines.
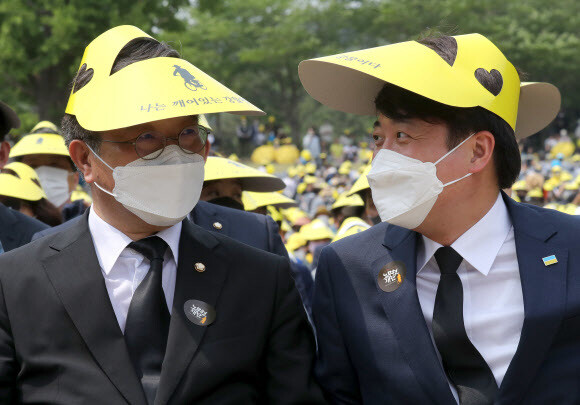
203, 140, 211, 162
69, 140, 95, 183
469, 131, 495, 174
0, 141, 10, 169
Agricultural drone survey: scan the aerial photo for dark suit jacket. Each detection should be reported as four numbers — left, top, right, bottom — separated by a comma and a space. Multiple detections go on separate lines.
0, 203, 48, 253
34, 201, 315, 315
313, 193, 580, 404
189, 200, 288, 258
0, 212, 324, 404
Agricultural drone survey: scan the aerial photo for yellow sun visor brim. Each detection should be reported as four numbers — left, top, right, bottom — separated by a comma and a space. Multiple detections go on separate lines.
298, 33, 560, 140
9, 134, 70, 158
242, 191, 297, 211
204, 157, 285, 192
347, 165, 371, 196
0, 173, 45, 201
65, 25, 264, 132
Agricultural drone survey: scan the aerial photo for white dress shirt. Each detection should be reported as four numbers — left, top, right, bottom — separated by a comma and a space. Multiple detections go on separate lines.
416, 193, 524, 401
88, 208, 181, 332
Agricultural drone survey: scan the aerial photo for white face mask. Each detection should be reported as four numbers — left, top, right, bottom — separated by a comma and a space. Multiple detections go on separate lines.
367, 134, 473, 230
35, 166, 72, 208
89, 144, 205, 227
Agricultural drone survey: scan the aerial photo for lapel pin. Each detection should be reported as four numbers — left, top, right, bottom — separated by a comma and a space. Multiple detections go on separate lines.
184, 299, 216, 326
378, 260, 406, 292
542, 255, 558, 266
213, 222, 223, 230
194, 262, 206, 272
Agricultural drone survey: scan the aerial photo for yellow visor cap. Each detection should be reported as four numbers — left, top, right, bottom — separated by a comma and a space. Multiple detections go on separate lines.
299, 33, 560, 139
204, 156, 285, 192
242, 191, 297, 211
0, 173, 45, 201
65, 25, 264, 131
347, 165, 371, 196
9, 133, 70, 158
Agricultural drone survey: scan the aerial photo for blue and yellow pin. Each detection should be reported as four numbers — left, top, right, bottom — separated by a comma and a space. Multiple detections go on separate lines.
542, 255, 558, 266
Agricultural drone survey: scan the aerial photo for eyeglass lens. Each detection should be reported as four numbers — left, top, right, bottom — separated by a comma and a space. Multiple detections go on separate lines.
135, 126, 208, 159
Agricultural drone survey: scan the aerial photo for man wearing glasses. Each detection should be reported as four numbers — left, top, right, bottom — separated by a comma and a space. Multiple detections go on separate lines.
0, 26, 323, 404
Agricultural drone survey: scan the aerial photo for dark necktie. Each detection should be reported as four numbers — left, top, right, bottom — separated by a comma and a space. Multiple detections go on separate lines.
124, 236, 170, 405
432, 246, 498, 405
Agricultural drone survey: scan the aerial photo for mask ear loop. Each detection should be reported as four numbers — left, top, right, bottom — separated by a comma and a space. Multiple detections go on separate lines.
434, 133, 475, 187
434, 133, 475, 166
86, 144, 118, 197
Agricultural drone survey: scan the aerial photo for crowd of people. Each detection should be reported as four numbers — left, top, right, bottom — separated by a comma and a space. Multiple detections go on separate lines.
0, 24, 578, 404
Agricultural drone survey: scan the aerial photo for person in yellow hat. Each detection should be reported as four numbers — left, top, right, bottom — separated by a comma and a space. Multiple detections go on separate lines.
0, 100, 49, 253
299, 32, 575, 404
0, 25, 323, 404
0, 162, 63, 226
330, 192, 369, 238
200, 156, 285, 210
10, 121, 82, 214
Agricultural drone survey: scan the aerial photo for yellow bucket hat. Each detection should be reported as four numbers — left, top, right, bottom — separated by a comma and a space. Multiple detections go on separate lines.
3, 162, 46, 197
204, 156, 285, 192
65, 25, 264, 131
242, 191, 297, 211
299, 33, 560, 139
300, 218, 335, 241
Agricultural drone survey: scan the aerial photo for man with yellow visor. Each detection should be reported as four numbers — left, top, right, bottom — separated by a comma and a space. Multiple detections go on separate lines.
299, 33, 575, 404
10, 121, 84, 218
0, 102, 49, 252
0, 25, 323, 404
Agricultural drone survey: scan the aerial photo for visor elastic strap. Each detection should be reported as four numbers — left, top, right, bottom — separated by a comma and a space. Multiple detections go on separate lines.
434, 133, 475, 166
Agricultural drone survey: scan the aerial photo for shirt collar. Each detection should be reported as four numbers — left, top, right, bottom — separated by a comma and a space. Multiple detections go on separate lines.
88, 207, 182, 275
417, 193, 512, 276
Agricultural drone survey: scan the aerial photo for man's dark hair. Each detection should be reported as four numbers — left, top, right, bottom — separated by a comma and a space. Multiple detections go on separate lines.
373, 35, 522, 189
61, 38, 180, 152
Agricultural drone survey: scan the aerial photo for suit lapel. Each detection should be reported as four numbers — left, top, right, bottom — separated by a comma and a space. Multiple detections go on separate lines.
497, 195, 568, 404
155, 220, 228, 405
378, 225, 455, 404
41, 211, 147, 405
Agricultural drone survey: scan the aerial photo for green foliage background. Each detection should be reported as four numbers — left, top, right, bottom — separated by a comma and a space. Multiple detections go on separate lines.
1, 0, 578, 148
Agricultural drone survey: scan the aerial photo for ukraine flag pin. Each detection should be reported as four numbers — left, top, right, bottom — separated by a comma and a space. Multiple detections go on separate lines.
542, 255, 558, 266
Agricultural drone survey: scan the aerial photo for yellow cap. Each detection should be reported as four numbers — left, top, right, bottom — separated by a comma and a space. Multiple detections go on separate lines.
332, 217, 370, 242
71, 189, 93, 204
299, 33, 560, 139
0, 172, 45, 201
347, 165, 371, 196
338, 161, 351, 175
266, 205, 283, 222
305, 162, 317, 174
65, 25, 263, 131
511, 180, 528, 191
10, 133, 69, 158
31, 121, 58, 134
274, 145, 300, 164
286, 232, 308, 252
303, 175, 318, 185
204, 156, 285, 192
527, 188, 544, 198
251, 144, 275, 165
300, 149, 312, 162
242, 191, 297, 211
300, 218, 335, 241
228, 153, 239, 162
2, 162, 47, 199
331, 192, 365, 210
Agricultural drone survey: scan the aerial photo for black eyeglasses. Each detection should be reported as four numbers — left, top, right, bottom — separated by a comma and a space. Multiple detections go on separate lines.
101, 125, 210, 160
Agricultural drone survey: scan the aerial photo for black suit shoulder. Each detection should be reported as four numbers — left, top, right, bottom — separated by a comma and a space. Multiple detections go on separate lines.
0, 203, 49, 252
